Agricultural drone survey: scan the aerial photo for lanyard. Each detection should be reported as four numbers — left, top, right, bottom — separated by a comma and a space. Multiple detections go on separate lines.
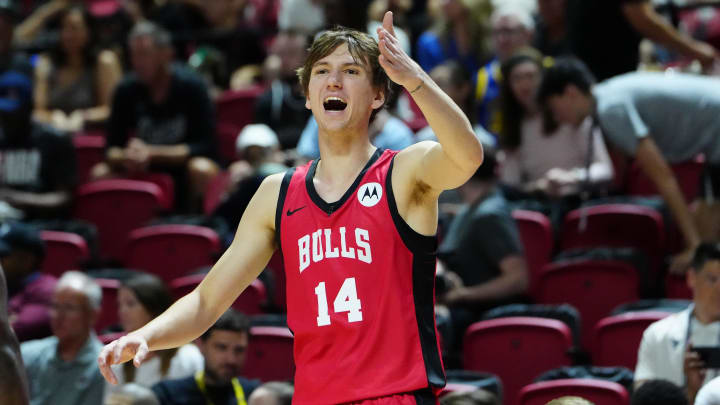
194, 371, 246, 405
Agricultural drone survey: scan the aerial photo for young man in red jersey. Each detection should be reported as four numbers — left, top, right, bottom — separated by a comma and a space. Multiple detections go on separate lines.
98, 12, 483, 404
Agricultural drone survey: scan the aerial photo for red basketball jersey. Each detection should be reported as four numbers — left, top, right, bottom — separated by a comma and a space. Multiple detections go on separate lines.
276, 149, 445, 404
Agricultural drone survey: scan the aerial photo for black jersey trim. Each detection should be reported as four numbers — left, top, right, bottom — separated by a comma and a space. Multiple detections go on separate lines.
274, 167, 296, 252
305, 148, 383, 215
412, 388, 438, 405
385, 157, 437, 254
412, 253, 446, 390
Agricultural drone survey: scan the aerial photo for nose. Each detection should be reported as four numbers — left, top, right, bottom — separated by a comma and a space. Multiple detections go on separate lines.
327, 70, 342, 89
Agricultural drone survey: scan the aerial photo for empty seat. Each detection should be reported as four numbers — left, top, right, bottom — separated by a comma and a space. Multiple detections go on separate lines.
535, 260, 640, 350
73, 134, 106, 185
74, 180, 164, 261
666, 273, 692, 299
125, 225, 221, 283
216, 86, 264, 163
463, 317, 573, 405
593, 311, 672, 369
170, 274, 267, 315
518, 379, 629, 405
203, 170, 231, 215
40, 231, 89, 276
512, 210, 554, 294
242, 326, 295, 382
95, 278, 120, 333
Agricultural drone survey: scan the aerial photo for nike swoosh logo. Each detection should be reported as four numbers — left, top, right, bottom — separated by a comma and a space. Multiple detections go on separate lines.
286, 206, 306, 216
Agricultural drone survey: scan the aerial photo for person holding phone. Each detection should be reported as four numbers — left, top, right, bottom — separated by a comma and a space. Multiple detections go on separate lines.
635, 243, 720, 403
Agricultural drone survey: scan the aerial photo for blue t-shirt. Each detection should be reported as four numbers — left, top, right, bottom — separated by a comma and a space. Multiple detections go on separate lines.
415, 31, 479, 74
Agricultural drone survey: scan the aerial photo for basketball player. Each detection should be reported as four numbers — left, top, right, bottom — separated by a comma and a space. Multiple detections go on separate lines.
1, 264, 30, 405
98, 12, 483, 404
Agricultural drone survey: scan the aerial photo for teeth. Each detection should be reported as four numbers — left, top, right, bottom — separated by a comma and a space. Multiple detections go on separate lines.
324, 96, 346, 103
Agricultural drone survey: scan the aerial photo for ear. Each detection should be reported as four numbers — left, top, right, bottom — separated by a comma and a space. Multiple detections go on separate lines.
371, 87, 385, 110
687, 268, 696, 291
305, 95, 311, 110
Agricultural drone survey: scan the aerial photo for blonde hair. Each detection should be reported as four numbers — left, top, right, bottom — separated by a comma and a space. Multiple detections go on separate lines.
546, 397, 595, 405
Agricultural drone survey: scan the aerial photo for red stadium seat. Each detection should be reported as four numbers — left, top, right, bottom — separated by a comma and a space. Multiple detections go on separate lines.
561, 204, 665, 273
170, 274, 267, 315
74, 180, 164, 261
243, 326, 295, 382
95, 278, 120, 333
518, 379, 629, 405
39, 231, 89, 276
267, 251, 286, 311
73, 135, 106, 185
666, 273, 692, 299
203, 170, 231, 215
463, 317, 573, 405
534, 260, 640, 350
125, 225, 221, 283
512, 210, 553, 295
627, 155, 704, 203
127, 172, 175, 211
593, 311, 672, 369
216, 86, 265, 163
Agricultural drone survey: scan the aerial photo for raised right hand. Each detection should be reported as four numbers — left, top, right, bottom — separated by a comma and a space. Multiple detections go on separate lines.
97, 334, 150, 385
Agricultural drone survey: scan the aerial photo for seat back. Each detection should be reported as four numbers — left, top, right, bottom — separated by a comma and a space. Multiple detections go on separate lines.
215, 86, 264, 163
74, 180, 164, 260
512, 210, 553, 294
666, 273, 692, 299
519, 379, 629, 405
40, 231, 89, 276
95, 278, 120, 333
243, 326, 295, 382
627, 156, 704, 202
73, 135, 106, 185
170, 274, 267, 315
463, 317, 573, 405
203, 170, 231, 215
593, 311, 672, 369
125, 225, 221, 283
535, 260, 640, 350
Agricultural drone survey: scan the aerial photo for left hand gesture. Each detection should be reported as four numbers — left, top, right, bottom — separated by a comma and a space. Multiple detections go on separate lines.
376, 11, 423, 90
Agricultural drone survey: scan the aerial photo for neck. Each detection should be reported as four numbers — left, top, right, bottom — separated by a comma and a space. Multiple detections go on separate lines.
315, 133, 376, 187
694, 305, 720, 325
66, 52, 85, 69
57, 333, 88, 362
203, 369, 231, 387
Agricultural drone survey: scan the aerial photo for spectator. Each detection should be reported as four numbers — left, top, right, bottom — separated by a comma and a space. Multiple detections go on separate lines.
0, 70, 77, 220
546, 398, 593, 405
152, 309, 260, 405
106, 274, 204, 396
33, 6, 122, 133
105, 383, 160, 405
696, 376, 720, 405
96, 22, 219, 212
2, 221, 55, 342
436, 149, 529, 348
635, 243, 720, 403
474, 4, 535, 134
367, 0, 412, 55
439, 389, 499, 405
566, 0, 719, 81
498, 50, 613, 199
0, 0, 31, 76
255, 30, 311, 149
533, 0, 569, 57
631, 379, 687, 405
247, 381, 294, 405
0, 263, 30, 405
415, 0, 492, 73
21, 271, 104, 405
277, 0, 324, 35
538, 57, 720, 272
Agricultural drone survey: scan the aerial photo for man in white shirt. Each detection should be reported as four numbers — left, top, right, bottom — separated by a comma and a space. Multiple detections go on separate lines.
635, 243, 720, 403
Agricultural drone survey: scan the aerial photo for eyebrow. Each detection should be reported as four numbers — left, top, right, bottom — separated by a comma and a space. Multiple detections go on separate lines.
312, 62, 364, 70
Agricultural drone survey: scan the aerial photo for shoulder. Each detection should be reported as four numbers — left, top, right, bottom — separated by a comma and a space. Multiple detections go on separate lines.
172, 65, 207, 90
115, 74, 142, 95
236, 376, 261, 395
20, 336, 56, 362
96, 50, 120, 69
642, 310, 687, 343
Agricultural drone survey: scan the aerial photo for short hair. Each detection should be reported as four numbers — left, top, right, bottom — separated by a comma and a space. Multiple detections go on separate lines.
537, 57, 596, 104
491, 4, 535, 32
468, 145, 496, 182
692, 243, 720, 273
631, 380, 688, 405
252, 382, 294, 405
128, 21, 172, 49
545, 397, 594, 405
201, 309, 250, 340
56, 271, 102, 311
296, 27, 391, 110
439, 389, 500, 405
121, 273, 174, 318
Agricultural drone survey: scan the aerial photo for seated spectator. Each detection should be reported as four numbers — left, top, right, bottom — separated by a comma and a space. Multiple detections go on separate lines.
533, 0, 569, 57
696, 376, 720, 405
538, 57, 720, 272
255, 30, 311, 149
474, 4, 535, 134
152, 309, 260, 405
106, 273, 203, 396
33, 6, 122, 133
631, 379, 687, 405
546, 398, 593, 405
3, 222, 56, 341
367, 0, 411, 55
497, 50, 613, 198
0, 263, 30, 405
0, 70, 77, 220
21, 271, 104, 405
436, 149, 529, 348
105, 383, 160, 405
415, 0, 492, 73
247, 381, 294, 405
94, 22, 219, 212
635, 243, 720, 403
439, 389, 499, 405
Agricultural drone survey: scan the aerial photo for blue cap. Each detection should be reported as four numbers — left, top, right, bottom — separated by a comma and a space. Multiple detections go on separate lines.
0, 222, 45, 258
0, 70, 32, 112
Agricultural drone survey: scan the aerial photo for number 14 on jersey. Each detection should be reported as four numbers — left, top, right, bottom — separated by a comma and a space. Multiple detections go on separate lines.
315, 278, 363, 326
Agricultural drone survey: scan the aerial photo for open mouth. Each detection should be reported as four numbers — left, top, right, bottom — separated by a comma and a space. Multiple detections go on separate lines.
323, 97, 347, 111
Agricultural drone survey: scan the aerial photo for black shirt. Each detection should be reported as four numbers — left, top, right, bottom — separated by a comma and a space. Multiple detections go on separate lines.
254, 80, 311, 150
152, 375, 260, 405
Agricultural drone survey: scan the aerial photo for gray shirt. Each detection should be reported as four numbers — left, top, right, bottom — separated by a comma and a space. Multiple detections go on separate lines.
593, 72, 720, 164
21, 334, 104, 405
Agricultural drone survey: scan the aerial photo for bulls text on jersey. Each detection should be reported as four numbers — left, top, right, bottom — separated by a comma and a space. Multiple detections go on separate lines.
297, 227, 372, 273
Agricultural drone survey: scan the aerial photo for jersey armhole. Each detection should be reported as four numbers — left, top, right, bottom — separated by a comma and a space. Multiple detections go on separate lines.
385, 157, 437, 255
274, 168, 296, 252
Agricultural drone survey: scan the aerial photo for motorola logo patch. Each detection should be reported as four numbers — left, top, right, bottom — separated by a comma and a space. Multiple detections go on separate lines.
357, 182, 382, 207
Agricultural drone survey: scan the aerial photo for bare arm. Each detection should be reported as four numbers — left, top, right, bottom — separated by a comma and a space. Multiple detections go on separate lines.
0, 189, 72, 212
81, 50, 123, 125
32, 55, 54, 124
147, 144, 192, 166
0, 267, 30, 405
443, 256, 529, 305
98, 173, 282, 383
13, 0, 66, 45
623, 2, 718, 66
